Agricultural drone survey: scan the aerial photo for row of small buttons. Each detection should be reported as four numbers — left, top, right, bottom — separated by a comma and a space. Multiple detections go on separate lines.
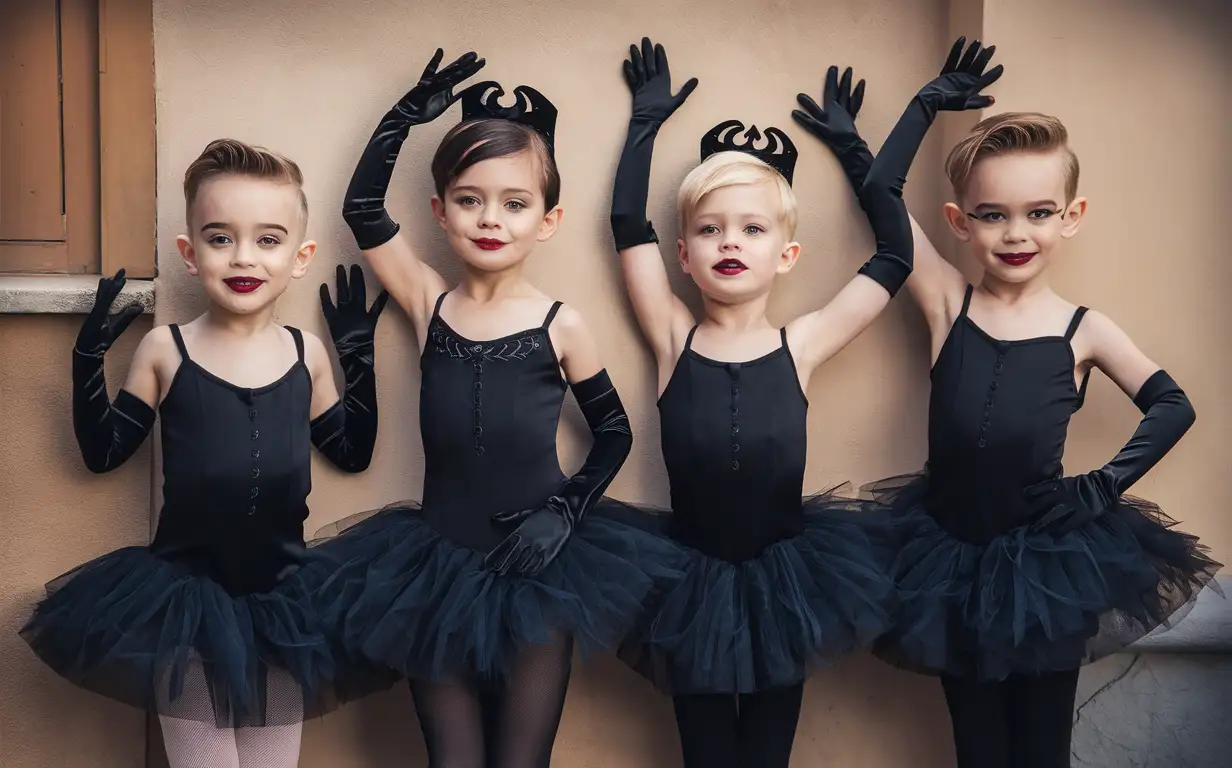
978, 347, 1006, 449
471, 348, 486, 456
249, 404, 261, 514
727, 364, 742, 471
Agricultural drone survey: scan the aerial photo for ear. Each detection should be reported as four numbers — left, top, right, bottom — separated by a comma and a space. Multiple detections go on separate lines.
943, 202, 972, 242
775, 241, 801, 275
177, 234, 200, 276
1060, 197, 1087, 239
537, 205, 563, 242
430, 196, 448, 230
291, 240, 317, 279
677, 237, 692, 275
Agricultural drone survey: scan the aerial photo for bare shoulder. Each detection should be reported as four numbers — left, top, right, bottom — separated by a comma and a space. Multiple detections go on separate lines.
133, 324, 178, 365
295, 328, 332, 374
548, 303, 596, 347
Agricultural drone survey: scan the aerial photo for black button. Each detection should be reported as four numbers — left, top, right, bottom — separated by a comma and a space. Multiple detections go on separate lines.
250, 487, 259, 499
251, 449, 260, 459
980, 424, 988, 432
732, 426, 740, 434
473, 426, 483, 437
978, 438, 987, 448
994, 363, 1003, 373
731, 408, 739, 416
249, 408, 258, 419
990, 382, 998, 391
731, 460, 740, 471
475, 445, 485, 456
732, 444, 740, 452
251, 429, 260, 440
251, 467, 260, 479
248, 505, 257, 516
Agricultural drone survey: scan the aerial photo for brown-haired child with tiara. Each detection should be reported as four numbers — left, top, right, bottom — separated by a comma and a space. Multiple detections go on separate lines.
794, 39, 1222, 768
20, 138, 393, 767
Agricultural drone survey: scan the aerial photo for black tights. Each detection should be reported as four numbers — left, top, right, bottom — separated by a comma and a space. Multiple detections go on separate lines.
941, 669, 1080, 768
409, 632, 573, 768
672, 684, 804, 768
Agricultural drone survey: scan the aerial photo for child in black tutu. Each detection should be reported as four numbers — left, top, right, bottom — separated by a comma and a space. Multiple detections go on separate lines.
604, 36, 994, 768
20, 139, 392, 766
794, 36, 1222, 768
319, 48, 685, 767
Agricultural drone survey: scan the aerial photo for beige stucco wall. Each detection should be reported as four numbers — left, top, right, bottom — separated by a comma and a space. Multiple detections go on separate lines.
3, 0, 1227, 766
1, 316, 152, 768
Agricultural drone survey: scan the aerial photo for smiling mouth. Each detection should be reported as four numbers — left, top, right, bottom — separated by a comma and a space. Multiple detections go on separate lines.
713, 259, 748, 275
473, 238, 507, 251
995, 252, 1037, 266
222, 277, 265, 293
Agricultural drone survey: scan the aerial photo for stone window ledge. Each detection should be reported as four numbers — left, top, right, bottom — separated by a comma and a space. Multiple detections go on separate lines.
1131, 575, 1230, 654
0, 275, 155, 315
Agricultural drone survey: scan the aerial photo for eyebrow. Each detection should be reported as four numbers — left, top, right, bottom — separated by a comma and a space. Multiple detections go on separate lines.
972, 200, 1059, 211
452, 185, 536, 196
200, 222, 289, 234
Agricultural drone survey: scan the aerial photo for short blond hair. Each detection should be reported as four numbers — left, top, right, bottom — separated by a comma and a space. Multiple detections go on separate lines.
946, 112, 1080, 203
678, 152, 798, 239
184, 138, 308, 226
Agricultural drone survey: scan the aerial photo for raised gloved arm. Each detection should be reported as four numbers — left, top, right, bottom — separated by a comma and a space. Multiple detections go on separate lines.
342, 49, 486, 250
609, 37, 698, 251
72, 270, 155, 473
313, 265, 389, 472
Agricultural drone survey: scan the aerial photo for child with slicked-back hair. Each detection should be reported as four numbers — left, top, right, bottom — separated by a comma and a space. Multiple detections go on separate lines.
21, 138, 393, 767
795, 46, 1222, 767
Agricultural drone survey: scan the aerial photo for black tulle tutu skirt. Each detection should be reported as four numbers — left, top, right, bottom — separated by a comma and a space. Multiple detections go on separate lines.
19, 545, 396, 727
865, 473, 1223, 681
309, 499, 688, 682
617, 488, 898, 695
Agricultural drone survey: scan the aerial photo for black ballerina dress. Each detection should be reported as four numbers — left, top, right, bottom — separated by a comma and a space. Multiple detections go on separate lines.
313, 296, 685, 682
867, 286, 1222, 680
617, 326, 897, 695
21, 325, 384, 727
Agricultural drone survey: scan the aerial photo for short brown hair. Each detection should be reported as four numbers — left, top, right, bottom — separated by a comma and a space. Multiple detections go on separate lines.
183, 138, 308, 225
946, 112, 1080, 203
431, 119, 560, 210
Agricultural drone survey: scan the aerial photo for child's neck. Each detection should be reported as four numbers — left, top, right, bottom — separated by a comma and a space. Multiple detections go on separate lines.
699, 291, 774, 334
198, 303, 278, 337
457, 261, 533, 304
977, 272, 1055, 306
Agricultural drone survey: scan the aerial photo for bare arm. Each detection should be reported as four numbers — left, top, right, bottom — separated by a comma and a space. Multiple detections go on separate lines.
341, 48, 484, 345
903, 214, 969, 340
1076, 310, 1165, 399
610, 38, 698, 371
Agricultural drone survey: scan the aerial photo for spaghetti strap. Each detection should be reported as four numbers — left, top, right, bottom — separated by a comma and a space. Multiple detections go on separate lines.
778, 327, 789, 349
1064, 306, 1089, 341
431, 292, 448, 320
168, 324, 190, 361
683, 325, 700, 351
286, 327, 305, 363
543, 301, 564, 328
959, 284, 975, 317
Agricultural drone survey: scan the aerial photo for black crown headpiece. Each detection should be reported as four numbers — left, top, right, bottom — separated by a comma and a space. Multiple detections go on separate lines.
699, 120, 798, 186
459, 81, 558, 155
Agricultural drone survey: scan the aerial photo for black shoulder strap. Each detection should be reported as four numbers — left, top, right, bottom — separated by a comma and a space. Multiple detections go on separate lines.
543, 301, 564, 328
286, 327, 305, 363
1064, 306, 1089, 341
683, 325, 699, 351
168, 324, 190, 361
959, 284, 975, 318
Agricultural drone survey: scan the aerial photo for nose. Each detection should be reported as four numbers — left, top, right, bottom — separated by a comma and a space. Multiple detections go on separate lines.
719, 233, 741, 252
477, 203, 500, 229
230, 241, 258, 267
1002, 215, 1030, 244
